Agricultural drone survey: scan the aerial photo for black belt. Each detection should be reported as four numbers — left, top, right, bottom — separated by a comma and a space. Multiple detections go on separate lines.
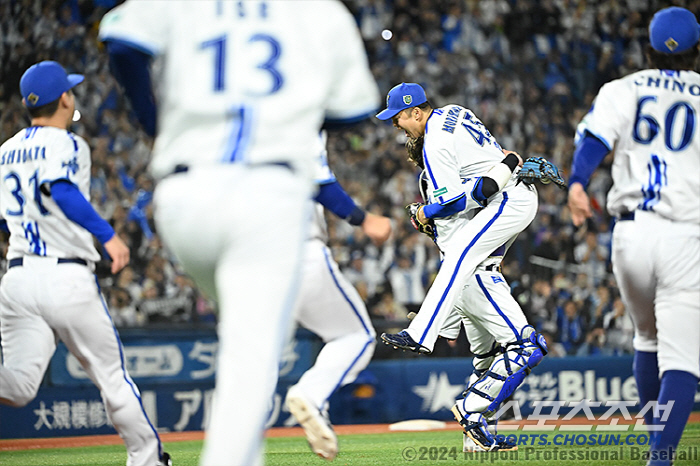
619, 212, 635, 221
8, 257, 87, 269
171, 161, 293, 176
484, 264, 502, 273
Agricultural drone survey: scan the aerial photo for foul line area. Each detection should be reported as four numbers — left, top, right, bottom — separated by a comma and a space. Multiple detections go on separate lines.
1, 413, 699, 452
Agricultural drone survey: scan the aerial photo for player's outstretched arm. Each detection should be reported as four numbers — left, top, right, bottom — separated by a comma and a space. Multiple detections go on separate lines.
103, 234, 130, 274
361, 212, 392, 245
315, 180, 392, 244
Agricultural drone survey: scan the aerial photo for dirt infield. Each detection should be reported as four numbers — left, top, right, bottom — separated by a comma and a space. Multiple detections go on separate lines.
2, 413, 699, 452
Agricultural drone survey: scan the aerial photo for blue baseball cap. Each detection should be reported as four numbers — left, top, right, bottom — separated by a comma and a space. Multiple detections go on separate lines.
20, 61, 84, 108
376, 83, 427, 120
649, 7, 700, 54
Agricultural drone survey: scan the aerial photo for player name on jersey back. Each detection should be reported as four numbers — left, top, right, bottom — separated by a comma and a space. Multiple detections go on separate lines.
633, 73, 700, 96
0, 146, 47, 165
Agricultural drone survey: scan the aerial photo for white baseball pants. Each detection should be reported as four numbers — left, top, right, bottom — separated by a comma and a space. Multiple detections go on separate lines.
0, 256, 162, 466
406, 183, 537, 352
290, 239, 376, 409
153, 164, 312, 466
612, 210, 700, 377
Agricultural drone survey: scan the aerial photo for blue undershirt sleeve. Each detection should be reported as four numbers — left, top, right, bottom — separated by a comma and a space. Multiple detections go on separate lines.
569, 131, 610, 188
50, 180, 115, 244
104, 40, 157, 137
423, 195, 466, 219
314, 180, 366, 226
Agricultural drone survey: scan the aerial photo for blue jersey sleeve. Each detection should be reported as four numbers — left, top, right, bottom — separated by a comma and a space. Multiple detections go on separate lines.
569, 132, 610, 188
51, 180, 115, 244
314, 180, 366, 226
104, 40, 157, 137
423, 195, 466, 219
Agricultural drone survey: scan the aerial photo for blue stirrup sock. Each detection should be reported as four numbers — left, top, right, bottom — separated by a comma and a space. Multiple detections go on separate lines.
633, 350, 660, 429
649, 370, 699, 465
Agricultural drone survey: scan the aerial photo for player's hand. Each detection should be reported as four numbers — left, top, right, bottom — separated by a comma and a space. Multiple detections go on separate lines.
568, 182, 592, 227
361, 212, 392, 246
103, 234, 130, 274
406, 203, 435, 238
502, 149, 524, 167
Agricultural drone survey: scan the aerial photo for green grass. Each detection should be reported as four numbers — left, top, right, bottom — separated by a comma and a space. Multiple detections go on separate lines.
1, 423, 698, 466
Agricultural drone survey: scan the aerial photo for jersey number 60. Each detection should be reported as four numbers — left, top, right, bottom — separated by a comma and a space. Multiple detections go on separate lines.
633, 96, 695, 152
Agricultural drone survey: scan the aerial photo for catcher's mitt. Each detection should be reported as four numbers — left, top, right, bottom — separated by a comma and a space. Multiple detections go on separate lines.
406, 202, 435, 238
517, 157, 566, 189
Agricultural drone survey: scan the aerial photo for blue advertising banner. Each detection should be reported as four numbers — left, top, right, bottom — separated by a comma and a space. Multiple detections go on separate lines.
47, 330, 319, 386
2, 332, 699, 439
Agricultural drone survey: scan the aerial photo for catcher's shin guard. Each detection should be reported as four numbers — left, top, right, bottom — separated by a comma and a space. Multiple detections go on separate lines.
459, 326, 547, 418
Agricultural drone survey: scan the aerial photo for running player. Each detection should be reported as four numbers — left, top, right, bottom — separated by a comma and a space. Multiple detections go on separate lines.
0, 60, 170, 466
98, 1, 380, 464
568, 7, 699, 466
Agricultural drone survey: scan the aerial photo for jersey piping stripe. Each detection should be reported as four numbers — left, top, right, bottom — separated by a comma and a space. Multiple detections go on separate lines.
422, 118, 443, 202
223, 105, 253, 163
418, 192, 509, 345
322, 246, 371, 335
95, 276, 163, 457
474, 273, 520, 341
321, 246, 373, 402
327, 339, 373, 405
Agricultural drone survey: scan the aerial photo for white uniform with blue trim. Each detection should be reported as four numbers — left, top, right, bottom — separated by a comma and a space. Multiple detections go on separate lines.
583, 69, 700, 377
403, 104, 538, 352
288, 144, 376, 415
99, 1, 379, 465
0, 127, 163, 466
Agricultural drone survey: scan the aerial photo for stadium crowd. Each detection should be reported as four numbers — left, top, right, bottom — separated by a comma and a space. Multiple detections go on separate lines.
2, 0, 691, 358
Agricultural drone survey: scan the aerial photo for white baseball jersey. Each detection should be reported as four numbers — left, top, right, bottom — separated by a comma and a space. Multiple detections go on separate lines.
0, 126, 101, 262
422, 105, 517, 248
584, 69, 700, 223
98, 0, 380, 180
404, 104, 538, 351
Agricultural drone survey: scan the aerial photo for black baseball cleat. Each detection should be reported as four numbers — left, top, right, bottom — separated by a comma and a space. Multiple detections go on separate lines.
157, 452, 172, 466
380, 331, 431, 354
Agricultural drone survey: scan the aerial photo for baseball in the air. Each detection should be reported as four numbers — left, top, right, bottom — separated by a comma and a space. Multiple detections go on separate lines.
381, 29, 393, 40
72, 109, 81, 122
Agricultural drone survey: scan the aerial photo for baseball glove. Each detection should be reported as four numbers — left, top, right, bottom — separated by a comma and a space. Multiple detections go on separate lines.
516, 157, 567, 189
406, 203, 435, 238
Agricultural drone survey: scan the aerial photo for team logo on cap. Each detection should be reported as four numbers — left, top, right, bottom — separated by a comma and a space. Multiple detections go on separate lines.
664, 37, 679, 52
403, 95, 413, 105
27, 93, 39, 105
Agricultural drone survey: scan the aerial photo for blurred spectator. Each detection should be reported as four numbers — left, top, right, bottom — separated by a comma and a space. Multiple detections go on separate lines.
557, 299, 586, 355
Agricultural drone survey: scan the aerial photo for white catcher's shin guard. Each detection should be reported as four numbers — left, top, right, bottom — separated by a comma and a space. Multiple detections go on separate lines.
460, 326, 547, 419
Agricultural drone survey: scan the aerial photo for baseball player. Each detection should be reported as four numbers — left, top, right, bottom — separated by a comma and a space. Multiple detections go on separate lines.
568, 8, 699, 466
0, 61, 170, 466
98, 1, 380, 464
401, 135, 550, 452
286, 133, 391, 460
375, 83, 544, 352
